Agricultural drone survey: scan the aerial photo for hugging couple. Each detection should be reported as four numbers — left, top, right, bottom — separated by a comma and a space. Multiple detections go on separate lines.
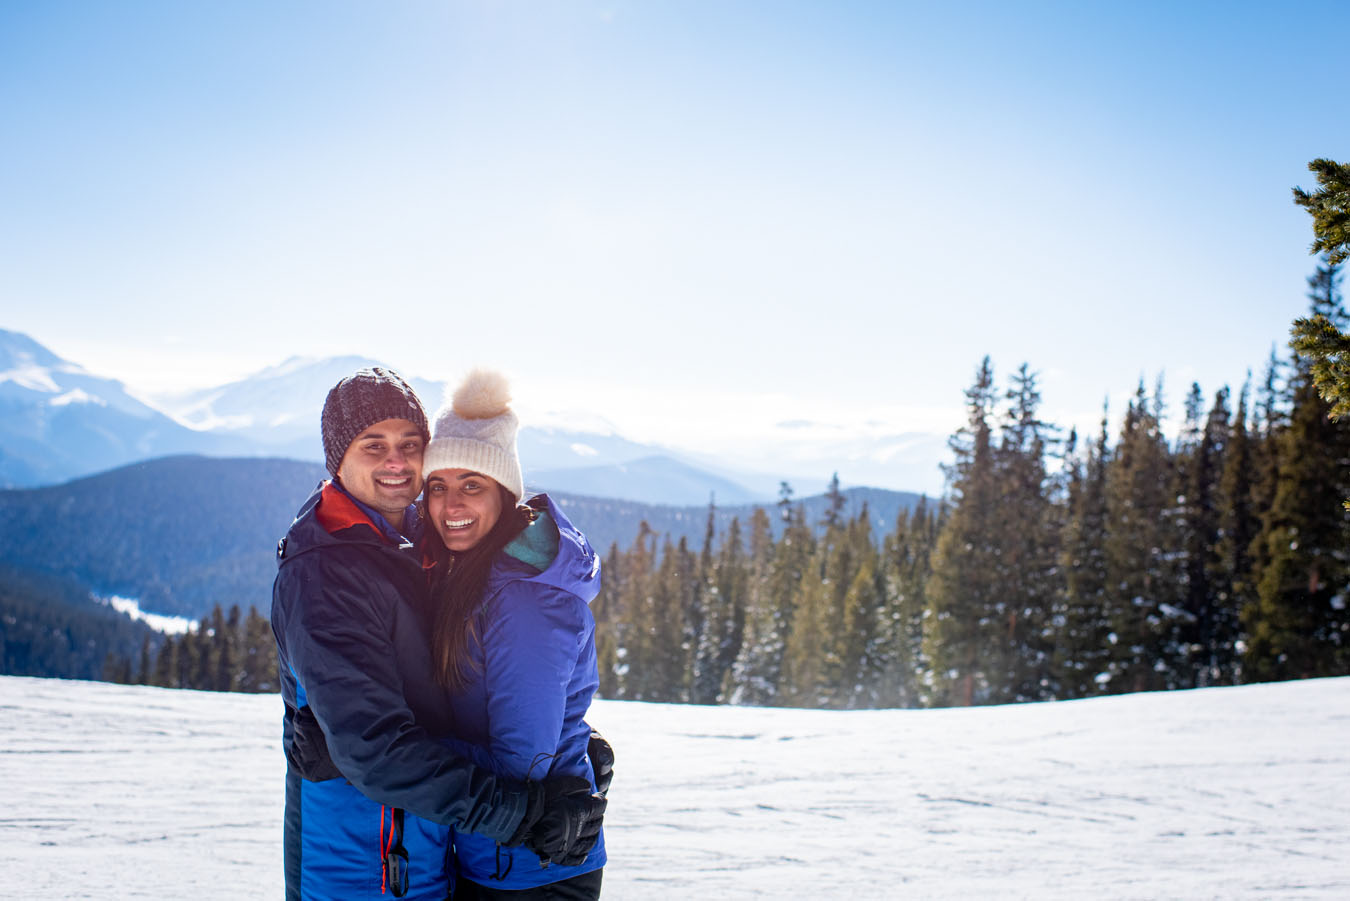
273, 366, 610, 900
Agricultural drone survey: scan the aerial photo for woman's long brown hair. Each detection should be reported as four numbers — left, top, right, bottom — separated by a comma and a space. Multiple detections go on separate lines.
421, 482, 533, 690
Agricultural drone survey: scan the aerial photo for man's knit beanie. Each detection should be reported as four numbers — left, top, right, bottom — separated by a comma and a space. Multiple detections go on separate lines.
321, 367, 430, 476
422, 368, 524, 503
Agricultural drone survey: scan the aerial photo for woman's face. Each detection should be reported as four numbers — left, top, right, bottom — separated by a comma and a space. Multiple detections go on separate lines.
425, 469, 504, 553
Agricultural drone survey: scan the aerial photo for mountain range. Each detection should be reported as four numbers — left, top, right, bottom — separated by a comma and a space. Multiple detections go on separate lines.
0, 329, 804, 504
0, 329, 253, 486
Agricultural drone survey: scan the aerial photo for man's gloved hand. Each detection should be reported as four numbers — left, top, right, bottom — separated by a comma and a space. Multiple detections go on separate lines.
587, 729, 614, 796
507, 775, 606, 868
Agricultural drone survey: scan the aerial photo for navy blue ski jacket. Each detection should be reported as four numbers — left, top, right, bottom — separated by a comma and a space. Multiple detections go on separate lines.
438, 494, 607, 889
271, 481, 528, 901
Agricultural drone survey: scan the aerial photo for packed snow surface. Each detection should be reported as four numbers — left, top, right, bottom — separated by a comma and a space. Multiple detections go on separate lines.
1, 675, 1347, 899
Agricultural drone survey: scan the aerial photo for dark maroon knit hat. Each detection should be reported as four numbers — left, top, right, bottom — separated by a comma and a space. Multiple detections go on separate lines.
321, 367, 430, 475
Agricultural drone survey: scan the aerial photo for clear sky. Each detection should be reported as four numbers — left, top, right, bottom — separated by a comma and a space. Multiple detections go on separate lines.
2, 1, 1345, 491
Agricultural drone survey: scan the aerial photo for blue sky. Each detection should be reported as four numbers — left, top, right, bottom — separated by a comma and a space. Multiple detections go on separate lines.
1, 1, 1345, 492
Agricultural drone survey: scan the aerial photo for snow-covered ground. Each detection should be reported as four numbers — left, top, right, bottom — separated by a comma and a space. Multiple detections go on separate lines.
1, 675, 1346, 899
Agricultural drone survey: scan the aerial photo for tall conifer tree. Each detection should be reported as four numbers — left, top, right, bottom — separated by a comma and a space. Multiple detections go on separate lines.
1215, 380, 1257, 684
727, 508, 780, 705
1101, 382, 1177, 693
926, 357, 1002, 706
1057, 407, 1112, 698
1246, 264, 1350, 679
994, 364, 1059, 702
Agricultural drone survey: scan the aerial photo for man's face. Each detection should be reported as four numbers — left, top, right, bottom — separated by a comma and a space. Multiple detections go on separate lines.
335, 418, 425, 522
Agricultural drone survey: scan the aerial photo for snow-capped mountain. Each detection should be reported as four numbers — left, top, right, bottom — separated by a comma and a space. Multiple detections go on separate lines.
0, 329, 247, 487
150, 354, 447, 462
152, 354, 705, 480
0, 332, 772, 502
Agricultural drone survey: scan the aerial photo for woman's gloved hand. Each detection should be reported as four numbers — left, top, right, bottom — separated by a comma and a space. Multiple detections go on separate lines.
508, 775, 606, 867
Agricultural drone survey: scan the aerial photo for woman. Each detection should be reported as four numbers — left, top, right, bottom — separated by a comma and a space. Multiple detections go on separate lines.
420, 368, 606, 900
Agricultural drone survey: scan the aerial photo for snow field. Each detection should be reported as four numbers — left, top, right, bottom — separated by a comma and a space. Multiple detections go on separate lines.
1, 676, 1346, 899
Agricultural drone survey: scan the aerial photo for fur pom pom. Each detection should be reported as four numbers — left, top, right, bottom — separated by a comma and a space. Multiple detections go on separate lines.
451, 368, 511, 420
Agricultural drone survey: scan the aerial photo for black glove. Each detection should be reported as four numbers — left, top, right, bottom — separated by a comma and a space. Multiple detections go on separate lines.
508, 775, 606, 868
587, 729, 614, 797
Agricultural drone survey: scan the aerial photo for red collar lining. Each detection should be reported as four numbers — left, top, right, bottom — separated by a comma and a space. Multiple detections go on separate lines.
316, 482, 384, 542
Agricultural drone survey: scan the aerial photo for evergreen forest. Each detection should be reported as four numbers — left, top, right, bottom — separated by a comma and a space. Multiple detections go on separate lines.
103, 603, 278, 694
592, 262, 1350, 707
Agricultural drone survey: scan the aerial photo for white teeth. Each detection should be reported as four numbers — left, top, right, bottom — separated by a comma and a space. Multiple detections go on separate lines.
443, 518, 473, 529
376, 478, 410, 486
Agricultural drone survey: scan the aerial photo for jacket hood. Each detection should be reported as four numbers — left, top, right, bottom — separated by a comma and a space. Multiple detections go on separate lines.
485, 493, 601, 605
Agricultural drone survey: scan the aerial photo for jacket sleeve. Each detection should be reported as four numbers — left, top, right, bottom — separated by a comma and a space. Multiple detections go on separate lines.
478, 582, 587, 783
273, 547, 527, 842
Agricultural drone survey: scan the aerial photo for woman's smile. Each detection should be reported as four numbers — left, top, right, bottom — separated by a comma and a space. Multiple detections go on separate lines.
425, 468, 503, 552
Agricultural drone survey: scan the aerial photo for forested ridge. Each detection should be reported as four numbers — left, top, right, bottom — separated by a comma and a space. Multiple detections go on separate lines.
62, 263, 1350, 705
1, 565, 157, 681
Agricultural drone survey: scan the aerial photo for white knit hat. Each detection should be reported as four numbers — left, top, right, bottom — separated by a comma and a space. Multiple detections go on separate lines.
422, 368, 524, 502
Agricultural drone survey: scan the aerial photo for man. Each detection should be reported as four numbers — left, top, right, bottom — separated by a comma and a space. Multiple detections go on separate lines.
272, 367, 606, 901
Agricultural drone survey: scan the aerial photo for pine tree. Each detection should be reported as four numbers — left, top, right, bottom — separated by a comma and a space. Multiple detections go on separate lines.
1287, 264, 1350, 483
926, 357, 1002, 706
727, 508, 779, 705
1100, 381, 1178, 693
837, 510, 884, 708
692, 517, 746, 704
238, 606, 278, 693
592, 541, 624, 699
1056, 407, 1112, 698
615, 523, 661, 700
1245, 264, 1350, 679
993, 364, 1059, 702
191, 616, 214, 689
1245, 349, 1286, 621
713, 518, 748, 702
1214, 380, 1257, 685
153, 635, 176, 687
212, 605, 235, 692
1292, 159, 1350, 265
684, 501, 717, 701
777, 481, 794, 522
1160, 384, 1235, 688
735, 504, 811, 705
823, 473, 846, 530
779, 538, 831, 707
877, 499, 940, 707
137, 635, 153, 685
176, 627, 197, 689
1188, 388, 1235, 686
